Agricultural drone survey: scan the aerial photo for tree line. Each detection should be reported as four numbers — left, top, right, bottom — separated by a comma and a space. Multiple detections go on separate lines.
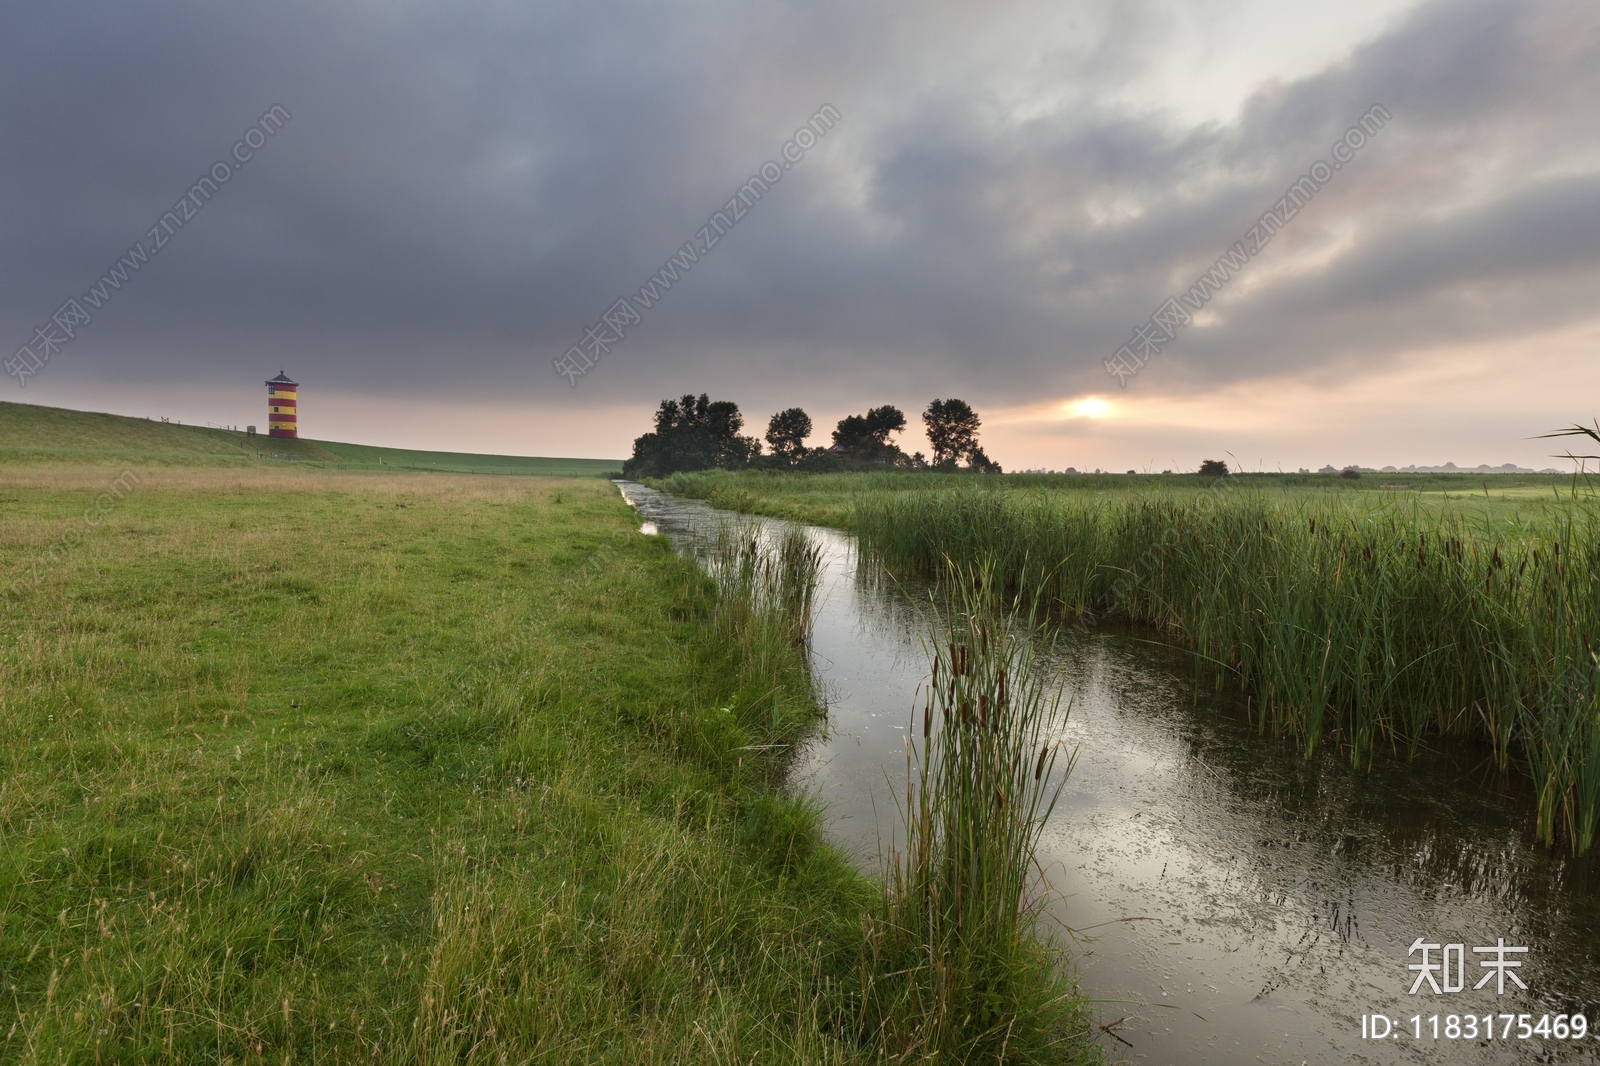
623, 395, 1001, 478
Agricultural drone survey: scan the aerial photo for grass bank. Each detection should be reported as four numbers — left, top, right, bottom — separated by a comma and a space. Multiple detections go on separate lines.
0, 400, 622, 476
658, 470, 1600, 855
0, 464, 1101, 1062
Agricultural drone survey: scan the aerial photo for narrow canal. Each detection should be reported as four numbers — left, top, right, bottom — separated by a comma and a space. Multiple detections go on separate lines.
618, 481, 1600, 1064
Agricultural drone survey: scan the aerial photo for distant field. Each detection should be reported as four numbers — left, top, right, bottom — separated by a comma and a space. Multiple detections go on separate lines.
310, 439, 622, 477
660, 467, 1591, 531
0, 401, 622, 476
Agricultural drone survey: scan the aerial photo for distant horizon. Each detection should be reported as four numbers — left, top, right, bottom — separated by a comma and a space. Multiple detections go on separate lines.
6, 396, 1586, 476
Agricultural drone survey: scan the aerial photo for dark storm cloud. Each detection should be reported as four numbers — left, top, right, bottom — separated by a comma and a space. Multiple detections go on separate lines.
3, 0, 1596, 410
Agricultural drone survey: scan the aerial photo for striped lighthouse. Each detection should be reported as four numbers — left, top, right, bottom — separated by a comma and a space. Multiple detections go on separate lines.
266, 371, 299, 438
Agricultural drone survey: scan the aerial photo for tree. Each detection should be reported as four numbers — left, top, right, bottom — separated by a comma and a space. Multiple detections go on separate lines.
832, 405, 907, 460
765, 407, 812, 463
864, 405, 906, 446
622, 393, 760, 478
1198, 459, 1229, 478
923, 399, 981, 467
967, 445, 1002, 474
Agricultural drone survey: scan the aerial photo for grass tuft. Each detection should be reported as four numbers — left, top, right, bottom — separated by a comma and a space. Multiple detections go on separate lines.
857, 561, 1096, 1063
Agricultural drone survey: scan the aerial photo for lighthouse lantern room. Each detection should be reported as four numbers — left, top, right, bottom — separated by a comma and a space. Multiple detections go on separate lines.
266, 371, 299, 438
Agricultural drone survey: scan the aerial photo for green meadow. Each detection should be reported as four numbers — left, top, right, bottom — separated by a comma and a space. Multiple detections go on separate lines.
0, 412, 1099, 1063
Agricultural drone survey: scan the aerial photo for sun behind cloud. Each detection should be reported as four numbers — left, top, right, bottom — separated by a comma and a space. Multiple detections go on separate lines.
1062, 396, 1114, 419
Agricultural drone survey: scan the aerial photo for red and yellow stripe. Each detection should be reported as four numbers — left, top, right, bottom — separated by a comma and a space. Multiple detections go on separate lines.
267, 383, 299, 439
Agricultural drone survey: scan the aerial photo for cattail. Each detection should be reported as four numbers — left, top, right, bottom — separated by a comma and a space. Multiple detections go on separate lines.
977, 695, 988, 728
998, 669, 1007, 709
923, 700, 931, 739
960, 699, 971, 724
1034, 744, 1049, 780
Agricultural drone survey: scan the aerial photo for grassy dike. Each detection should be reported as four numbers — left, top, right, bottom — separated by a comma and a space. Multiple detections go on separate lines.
0, 467, 853, 1062
0, 401, 623, 477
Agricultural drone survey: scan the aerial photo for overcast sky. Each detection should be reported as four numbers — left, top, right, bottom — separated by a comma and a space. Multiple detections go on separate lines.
4, 0, 1598, 469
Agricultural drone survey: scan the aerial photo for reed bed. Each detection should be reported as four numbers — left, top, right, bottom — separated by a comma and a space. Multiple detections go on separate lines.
855, 488, 1600, 854
859, 564, 1093, 1063
704, 523, 822, 678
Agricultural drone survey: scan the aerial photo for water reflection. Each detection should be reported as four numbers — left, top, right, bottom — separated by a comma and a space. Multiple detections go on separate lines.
616, 482, 1600, 1064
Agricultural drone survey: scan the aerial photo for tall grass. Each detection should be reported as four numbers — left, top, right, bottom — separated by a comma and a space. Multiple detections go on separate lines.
858, 563, 1091, 1063
855, 488, 1600, 854
700, 529, 1102, 1061
704, 523, 822, 686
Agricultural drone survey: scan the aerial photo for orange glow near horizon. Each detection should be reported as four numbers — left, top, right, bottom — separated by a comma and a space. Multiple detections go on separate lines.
980, 317, 1600, 471
15, 316, 1600, 473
